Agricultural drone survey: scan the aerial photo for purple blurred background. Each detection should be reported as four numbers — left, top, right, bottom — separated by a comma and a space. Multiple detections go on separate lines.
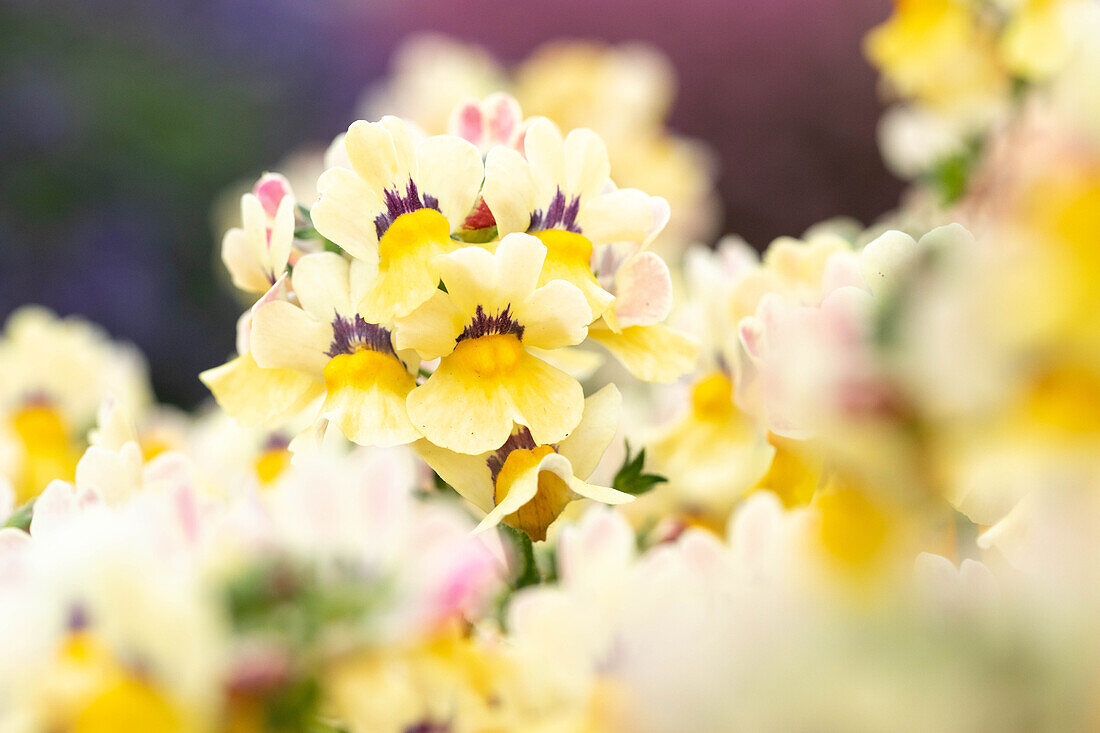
0, 0, 900, 407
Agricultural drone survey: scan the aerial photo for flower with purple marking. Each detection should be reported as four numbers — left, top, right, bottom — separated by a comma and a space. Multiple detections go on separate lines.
415, 384, 629, 542
395, 233, 593, 455
327, 314, 396, 358
482, 117, 668, 321
311, 116, 486, 321
373, 179, 440, 240
528, 187, 582, 233
248, 252, 420, 448
456, 304, 525, 343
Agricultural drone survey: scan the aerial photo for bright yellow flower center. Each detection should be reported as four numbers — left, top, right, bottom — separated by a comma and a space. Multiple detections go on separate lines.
1025, 366, 1100, 435
449, 334, 524, 379
9, 403, 81, 503
377, 208, 451, 266
493, 444, 573, 542
816, 486, 889, 570
690, 371, 734, 422
1021, 172, 1100, 345
51, 632, 185, 733
324, 348, 412, 394
754, 434, 822, 508
139, 438, 173, 462
532, 229, 594, 268
253, 446, 291, 485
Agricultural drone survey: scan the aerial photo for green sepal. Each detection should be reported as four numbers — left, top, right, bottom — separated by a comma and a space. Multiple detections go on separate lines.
3, 500, 34, 532
612, 441, 667, 496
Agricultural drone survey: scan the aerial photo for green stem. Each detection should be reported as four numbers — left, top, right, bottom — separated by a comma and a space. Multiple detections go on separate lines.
500, 524, 540, 589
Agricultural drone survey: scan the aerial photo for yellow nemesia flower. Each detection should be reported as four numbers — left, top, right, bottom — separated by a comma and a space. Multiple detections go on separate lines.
8, 401, 81, 503
396, 234, 592, 455
645, 371, 776, 524
417, 385, 631, 541
248, 252, 420, 447
865, 0, 1008, 111
483, 118, 664, 322
38, 632, 193, 733
1000, 0, 1078, 81
311, 116, 484, 321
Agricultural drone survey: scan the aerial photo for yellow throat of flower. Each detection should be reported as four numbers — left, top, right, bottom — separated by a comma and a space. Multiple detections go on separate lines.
493, 444, 573, 542
450, 334, 524, 379
376, 208, 452, 266
532, 229, 594, 269
9, 403, 81, 503
50, 632, 186, 733
324, 348, 413, 395
690, 371, 735, 422
253, 445, 291, 485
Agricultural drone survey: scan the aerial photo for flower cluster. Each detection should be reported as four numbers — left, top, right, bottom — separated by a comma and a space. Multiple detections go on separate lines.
5, 19, 1100, 733
203, 106, 696, 544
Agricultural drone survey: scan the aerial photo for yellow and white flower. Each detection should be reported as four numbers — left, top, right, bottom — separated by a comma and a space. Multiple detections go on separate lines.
482, 117, 665, 321
311, 116, 484, 321
221, 173, 297, 295
0, 307, 152, 504
200, 277, 324, 431
396, 233, 592, 455
246, 251, 421, 448
416, 384, 631, 541
864, 0, 1009, 117
586, 235, 700, 383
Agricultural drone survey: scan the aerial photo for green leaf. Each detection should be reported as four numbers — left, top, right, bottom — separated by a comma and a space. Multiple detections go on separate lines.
926, 137, 983, 206
3, 500, 34, 532
265, 676, 322, 732
612, 441, 667, 496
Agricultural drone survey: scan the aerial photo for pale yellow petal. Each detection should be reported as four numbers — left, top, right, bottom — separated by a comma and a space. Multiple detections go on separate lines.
267, 194, 295, 279
407, 359, 517, 455
496, 233, 549, 302
344, 119, 399, 199
526, 345, 604, 381
435, 244, 505, 315
291, 252, 352, 321
415, 134, 484, 227
483, 146, 537, 236
524, 118, 566, 200
200, 354, 323, 428
516, 279, 591, 349
556, 384, 621, 478
564, 127, 609, 201
504, 352, 584, 446
378, 115, 416, 183
222, 228, 271, 293
588, 322, 699, 383
565, 475, 634, 506
393, 290, 465, 360
250, 301, 331, 374
312, 167, 382, 263
413, 440, 494, 513
576, 188, 655, 245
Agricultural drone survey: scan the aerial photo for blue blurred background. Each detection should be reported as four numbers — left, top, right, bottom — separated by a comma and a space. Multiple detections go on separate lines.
0, 0, 900, 407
